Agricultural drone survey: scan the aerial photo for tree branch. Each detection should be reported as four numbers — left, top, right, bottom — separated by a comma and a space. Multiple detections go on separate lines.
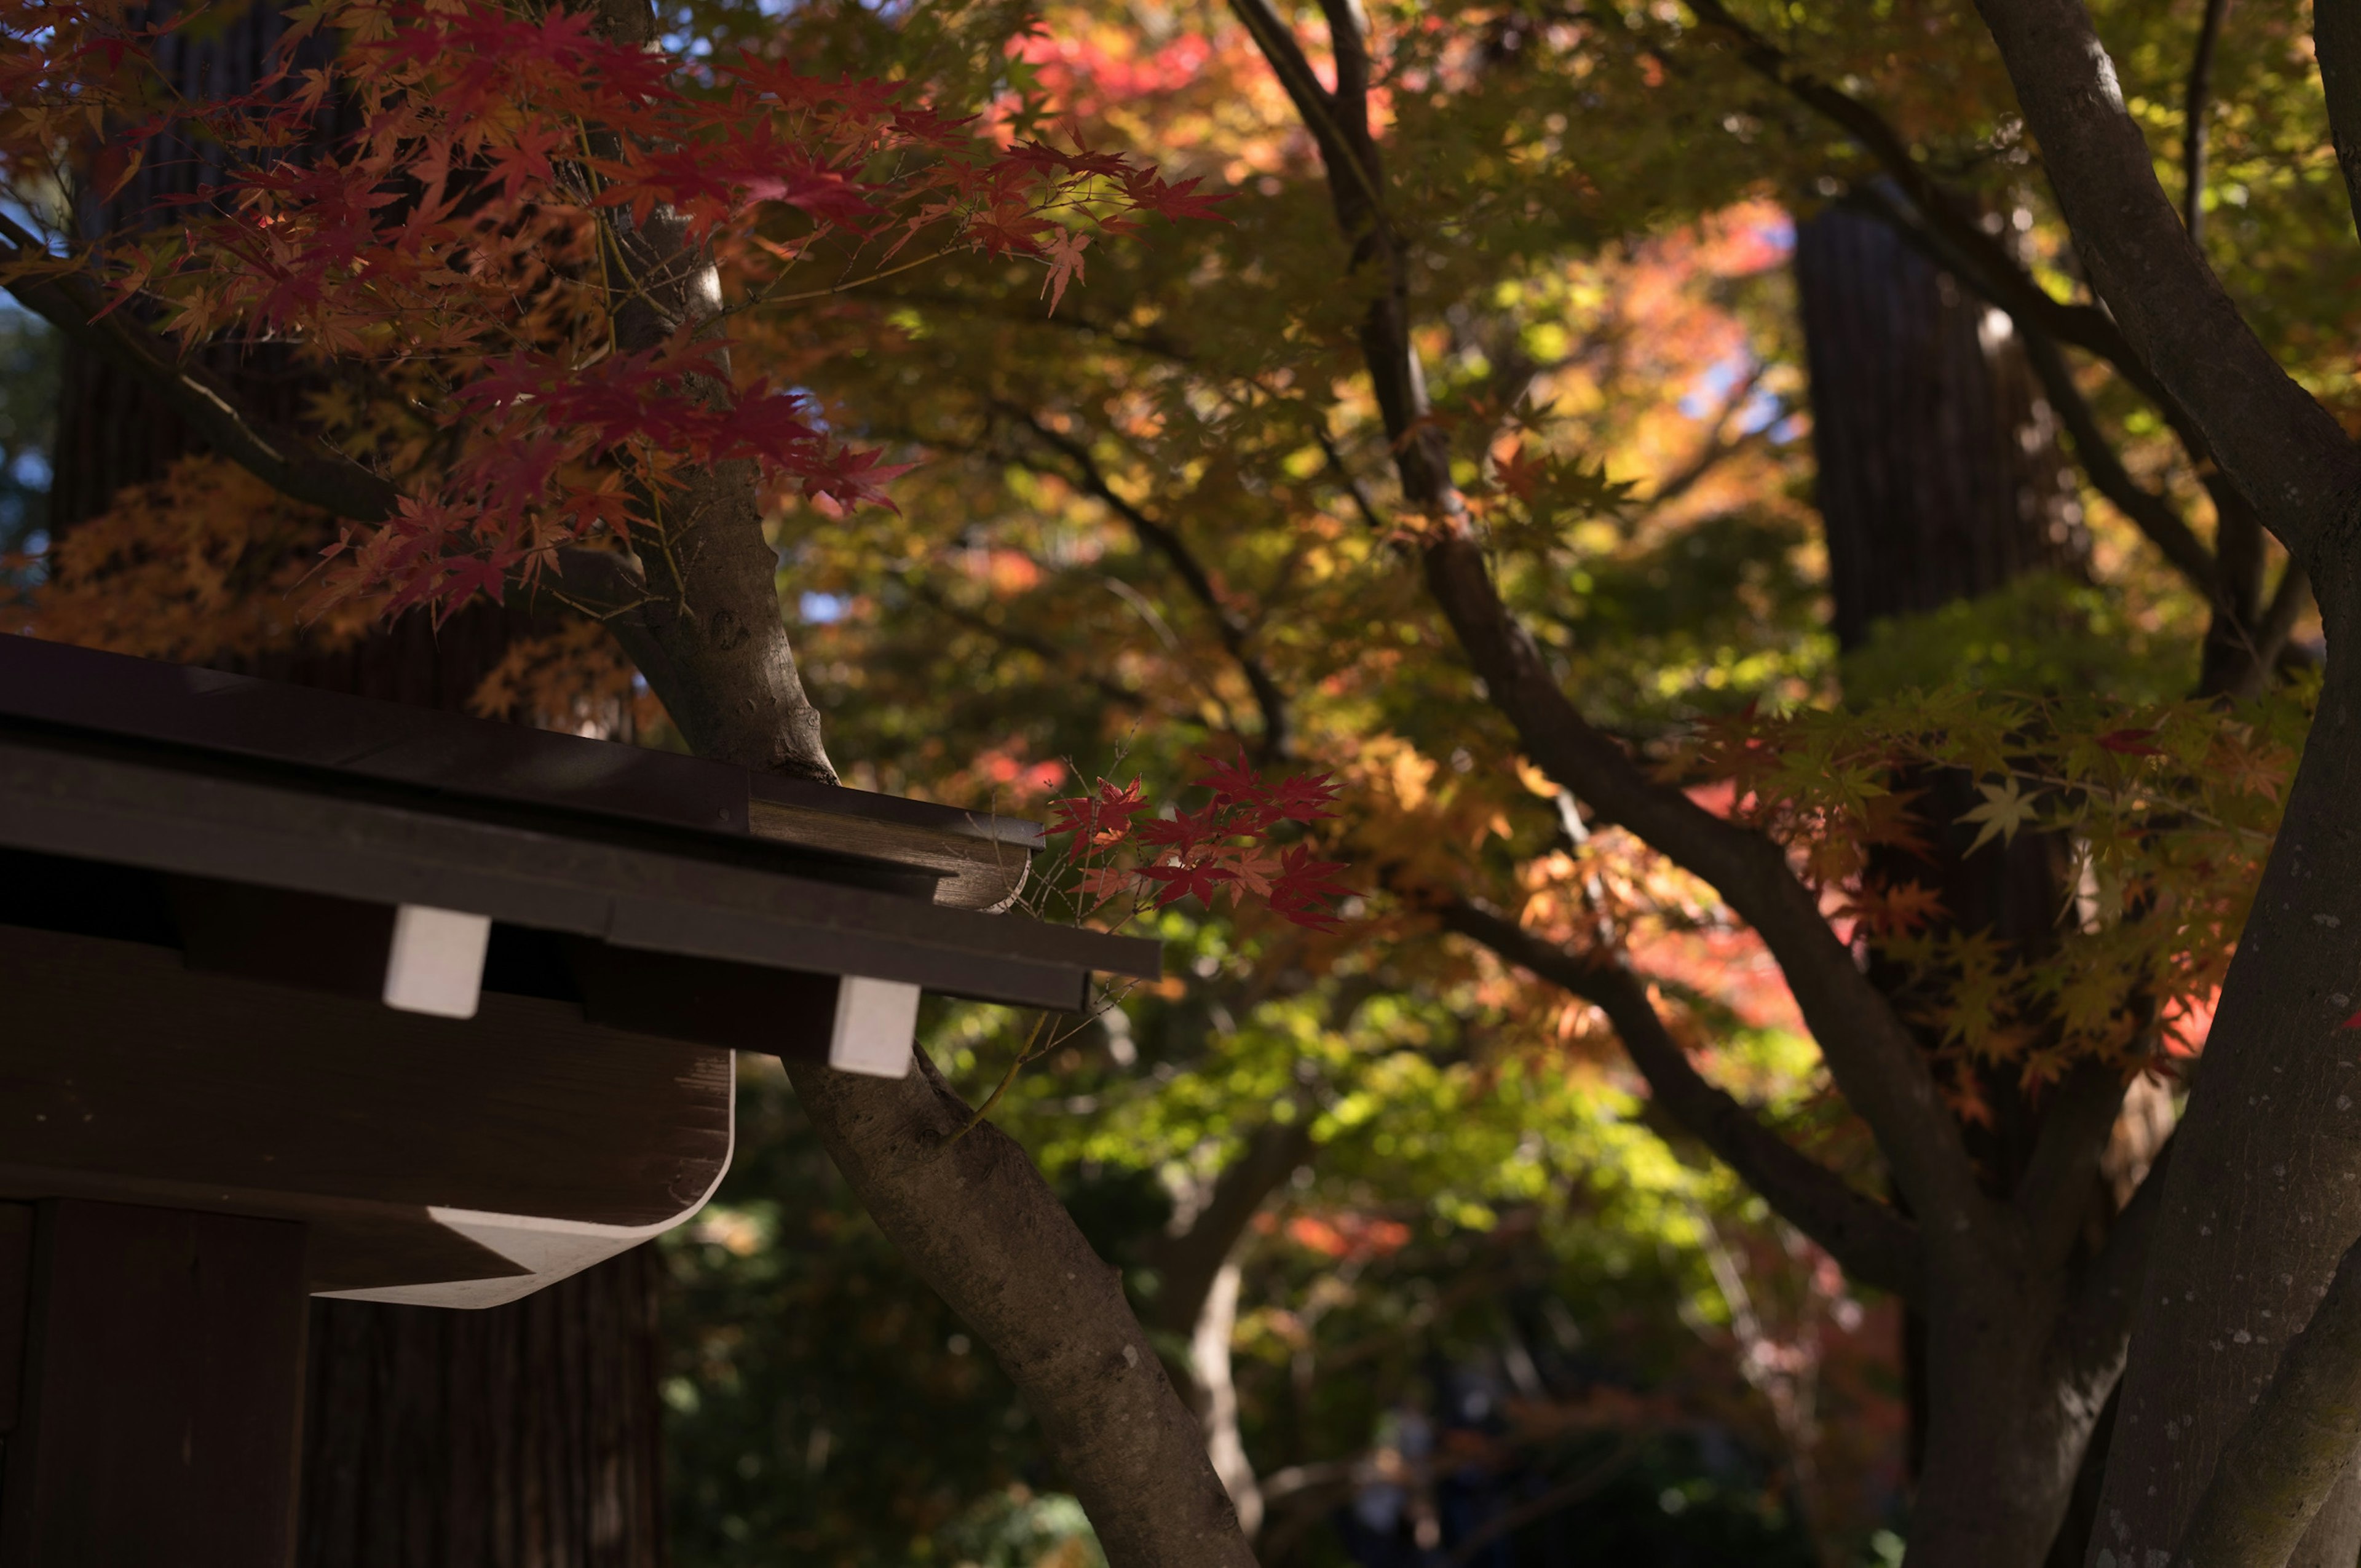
1418, 537, 1987, 1242
1139, 1119, 1316, 1337
0, 214, 401, 523
1006, 410, 1292, 757
1689, 0, 2344, 563
2048, 1136, 2173, 1395
1969, 0, 2361, 563
2011, 1061, 2132, 1272
1684, 0, 2148, 401
2255, 562, 2314, 677
2182, 0, 2232, 248
785, 1050, 1258, 1567
2170, 1208, 2361, 1566
2316, 1, 2361, 247
2015, 323, 2224, 605
1437, 900, 1922, 1301
1224, 0, 1354, 178
1236, 0, 1990, 1246
1861, 184, 2277, 694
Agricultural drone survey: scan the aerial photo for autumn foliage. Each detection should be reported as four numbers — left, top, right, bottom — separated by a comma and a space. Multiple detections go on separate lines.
0, 0, 1220, 621
1048, 749, 1350, 932
1675, 685, 2308, 1092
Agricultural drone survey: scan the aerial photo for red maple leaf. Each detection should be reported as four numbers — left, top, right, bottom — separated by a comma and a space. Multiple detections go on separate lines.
1137, 858, 1237, 910
1267, 844, 1351, 930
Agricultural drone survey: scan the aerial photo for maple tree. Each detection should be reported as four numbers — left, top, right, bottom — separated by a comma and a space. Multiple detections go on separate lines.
16, 0, 2361, 1564
2, 0, 1220, 627
697, 0, 2359, 1562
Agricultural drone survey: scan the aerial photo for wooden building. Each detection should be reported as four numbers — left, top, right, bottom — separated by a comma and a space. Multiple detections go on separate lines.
0, 633, 1157, 1566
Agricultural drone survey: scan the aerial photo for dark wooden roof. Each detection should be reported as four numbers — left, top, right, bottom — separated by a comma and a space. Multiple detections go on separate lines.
0, 635, 1160, 1307
0, 634, 1158, 1012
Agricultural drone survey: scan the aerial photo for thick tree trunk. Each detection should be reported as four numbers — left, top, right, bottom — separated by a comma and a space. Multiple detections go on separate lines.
1907, 1283, 2102, 1568
1796, 198, 2122, 1568
1795, 194, 2083, 652
2082, 620, 2361, 1566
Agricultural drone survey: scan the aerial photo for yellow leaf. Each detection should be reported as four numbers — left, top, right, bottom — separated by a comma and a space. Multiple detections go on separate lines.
1960, 777, 2043, 855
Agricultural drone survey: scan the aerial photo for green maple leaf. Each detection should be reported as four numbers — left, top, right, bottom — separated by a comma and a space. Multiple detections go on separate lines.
1960, 777, 2044, 855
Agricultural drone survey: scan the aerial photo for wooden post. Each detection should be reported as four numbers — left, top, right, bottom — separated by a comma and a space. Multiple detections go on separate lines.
0, 1201, 309, 1568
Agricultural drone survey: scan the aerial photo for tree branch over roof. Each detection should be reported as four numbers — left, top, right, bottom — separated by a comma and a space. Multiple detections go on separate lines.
1436, 899, 1921, 1301
0, 216, 673, 638
1969, 0, 2361, 562
0, 213, 401, 525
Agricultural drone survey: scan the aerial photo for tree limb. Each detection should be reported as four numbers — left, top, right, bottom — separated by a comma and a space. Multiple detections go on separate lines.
1417, 534, 1987, 1243
785, 1049, 1259, 1568
1139, 1119, 1315, 1337
0, 213, 401, 523
2255, 562, 2314, 676
2182, 0, 2232, 248
2316, 1, 2361, 248
1862, 184, 2274, 694
2170, 1212, 2361, 1566
904, 576, 1149, 714
1969, 0, 2361, 563
1684, 0, 2153, 406
2047, 1136, 2173, 1395
2010, 1061, 2132, 1272
1436, 899, 1922, 1301
1688, 0, 2338, 564
2015, 322, 2224, 605
1236, 0, 1990, 1248
1006, 410, 1292, 757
